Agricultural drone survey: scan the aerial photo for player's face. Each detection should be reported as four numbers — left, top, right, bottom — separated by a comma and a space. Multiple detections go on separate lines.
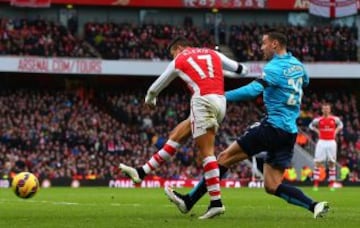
322, 105, 331, 116
261, 35, 276, 60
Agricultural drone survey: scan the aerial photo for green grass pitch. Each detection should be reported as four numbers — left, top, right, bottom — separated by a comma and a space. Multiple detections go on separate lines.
1, 187, 360, 228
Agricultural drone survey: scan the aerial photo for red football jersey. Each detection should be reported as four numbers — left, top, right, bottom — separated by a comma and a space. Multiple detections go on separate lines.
311, 115, 343, 140
174, 47, 224, 96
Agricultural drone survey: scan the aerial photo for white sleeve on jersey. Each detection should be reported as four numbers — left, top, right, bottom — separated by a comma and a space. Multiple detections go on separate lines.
145, 60, 177, 106
334, 116, 344, 129
308, 117, 320, 131
215, 51, 248, 77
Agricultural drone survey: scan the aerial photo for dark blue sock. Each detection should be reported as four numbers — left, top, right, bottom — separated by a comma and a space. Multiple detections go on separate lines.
275, 183, 317, 212
187, 165, 228, 208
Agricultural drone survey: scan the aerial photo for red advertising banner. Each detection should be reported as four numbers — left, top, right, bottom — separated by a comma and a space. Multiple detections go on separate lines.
108, 178, 264, 188
1, 0, 359, 9
267, 0, 309, 10
1, 0, 266, 8
50, 0, 181, 7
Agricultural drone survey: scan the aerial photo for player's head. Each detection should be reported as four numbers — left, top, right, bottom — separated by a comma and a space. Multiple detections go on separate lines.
321, 103, 331, 116
261, 30, 287, 60
167, 36, 191, 59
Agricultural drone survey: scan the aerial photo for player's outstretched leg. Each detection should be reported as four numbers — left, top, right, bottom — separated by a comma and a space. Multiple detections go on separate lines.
164, 186, 192, 214
274, 183, 330, 218
165, 165, 229, 214
198, 156, 225, 219
141, 140, 180, 175
198, 204, 225, 219
119, 163, 143, 184
119, 139, 180, 184
165, 165, 227, 219
313, 201, 330, 219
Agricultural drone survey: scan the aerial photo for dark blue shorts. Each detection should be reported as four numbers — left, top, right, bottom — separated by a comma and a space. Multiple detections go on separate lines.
236, 121, 297, 169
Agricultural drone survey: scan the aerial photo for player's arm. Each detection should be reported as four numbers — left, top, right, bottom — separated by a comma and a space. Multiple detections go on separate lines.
308, 118, 320, 135
225, 64, 281, 102
225, 79, 265, 102
303, 66, 310, 87
215, 51, 248, 77
145, 61, 177, 106
334, 117, 344, 135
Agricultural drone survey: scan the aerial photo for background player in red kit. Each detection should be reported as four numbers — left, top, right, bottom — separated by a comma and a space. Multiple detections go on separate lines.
122, 37, 246, 219
309, 103, 343, 191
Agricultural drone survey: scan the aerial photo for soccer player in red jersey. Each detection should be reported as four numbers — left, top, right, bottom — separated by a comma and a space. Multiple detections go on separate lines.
309, 103, 343, 191
120, 37, 247, 219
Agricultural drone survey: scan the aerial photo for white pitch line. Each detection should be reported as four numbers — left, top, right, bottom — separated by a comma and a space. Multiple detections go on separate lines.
110, 203, 139, 207
0, 198, 207, 208
53, 202, 79, 205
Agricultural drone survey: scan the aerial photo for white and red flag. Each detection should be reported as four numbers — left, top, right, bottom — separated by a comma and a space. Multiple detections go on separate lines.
309, 0, 358, 18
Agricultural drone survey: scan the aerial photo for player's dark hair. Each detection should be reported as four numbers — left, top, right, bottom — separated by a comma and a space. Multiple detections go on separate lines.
265, 29, 287, 47
167, 36, 191, 53
322, 102, 331, 107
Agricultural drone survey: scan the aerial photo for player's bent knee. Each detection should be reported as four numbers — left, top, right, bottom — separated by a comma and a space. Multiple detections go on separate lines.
264, 184, 277, 195
217, 151, 226, 162
217, 151, 233, 167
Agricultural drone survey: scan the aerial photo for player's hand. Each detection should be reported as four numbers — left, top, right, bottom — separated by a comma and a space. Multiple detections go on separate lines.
315, 129, 320, 135
223, 63, 249, 78
239, 63, 249, 76
145, 95, 157, 108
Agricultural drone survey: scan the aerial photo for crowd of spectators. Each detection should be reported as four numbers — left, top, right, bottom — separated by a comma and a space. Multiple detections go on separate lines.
0, 88, 260, 182
0, 87, 359, 183
298, 91, 360, 181
1, 17, 358, 62
84, 21, 215, 60
0, 17, 98, 58
229, 23, 358, 62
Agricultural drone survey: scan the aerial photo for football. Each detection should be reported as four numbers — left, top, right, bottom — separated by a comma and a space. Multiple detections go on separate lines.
11, 172, 39, 199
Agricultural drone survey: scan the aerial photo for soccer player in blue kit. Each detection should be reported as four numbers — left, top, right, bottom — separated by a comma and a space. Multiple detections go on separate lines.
165, 30, 330, 219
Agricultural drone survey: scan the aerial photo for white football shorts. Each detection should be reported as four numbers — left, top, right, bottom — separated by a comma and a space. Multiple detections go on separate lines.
190, 94, 226, 138
314, 139, 337, 163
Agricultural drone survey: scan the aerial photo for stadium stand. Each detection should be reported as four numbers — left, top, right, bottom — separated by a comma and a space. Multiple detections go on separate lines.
0, 17, 98, 57
1, 17, 358, 61
84, 21, 216, 60
1, 86, 358, 182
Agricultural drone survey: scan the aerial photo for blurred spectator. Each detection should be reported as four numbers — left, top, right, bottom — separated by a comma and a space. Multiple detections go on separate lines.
296, 131, 308, 147
67, 14, 78, 35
